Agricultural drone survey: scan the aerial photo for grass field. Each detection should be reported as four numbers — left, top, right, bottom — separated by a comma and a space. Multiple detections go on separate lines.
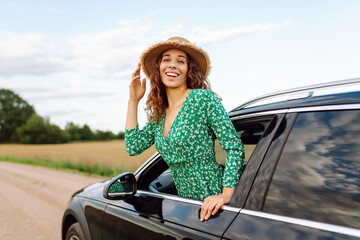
0, 140, 254, 177
0, 140, 157, 174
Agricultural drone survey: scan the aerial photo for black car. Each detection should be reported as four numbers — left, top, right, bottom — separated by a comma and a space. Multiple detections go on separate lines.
62, 78, 360, 240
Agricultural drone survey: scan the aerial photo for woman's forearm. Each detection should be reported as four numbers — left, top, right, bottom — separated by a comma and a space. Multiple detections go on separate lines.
125, 100, 139, 130
221, 187, 235, 203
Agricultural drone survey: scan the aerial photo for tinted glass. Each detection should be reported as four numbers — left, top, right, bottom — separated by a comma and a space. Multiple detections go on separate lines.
263, 110, 360, 228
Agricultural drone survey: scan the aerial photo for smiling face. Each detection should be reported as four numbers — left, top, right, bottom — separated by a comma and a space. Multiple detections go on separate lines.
159, 49, 188, 89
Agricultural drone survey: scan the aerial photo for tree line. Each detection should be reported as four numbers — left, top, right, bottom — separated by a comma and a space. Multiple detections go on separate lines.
0, 89, 124, 144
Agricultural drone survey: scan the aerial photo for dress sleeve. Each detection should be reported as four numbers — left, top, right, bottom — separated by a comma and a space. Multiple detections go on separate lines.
203, 90, 245, 188
125, 122, 156, 156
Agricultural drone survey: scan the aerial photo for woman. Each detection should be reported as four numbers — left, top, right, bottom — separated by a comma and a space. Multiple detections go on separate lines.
125, 37, 244, 222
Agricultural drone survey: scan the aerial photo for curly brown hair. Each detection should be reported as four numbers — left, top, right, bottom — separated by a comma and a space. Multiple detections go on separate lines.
145, 52, 211, 124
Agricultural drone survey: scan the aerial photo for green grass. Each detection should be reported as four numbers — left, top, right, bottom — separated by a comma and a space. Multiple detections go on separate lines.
0, 156, 125, 178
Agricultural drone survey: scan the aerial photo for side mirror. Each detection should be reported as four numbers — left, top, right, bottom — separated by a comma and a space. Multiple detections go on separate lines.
103, 172, 137, 200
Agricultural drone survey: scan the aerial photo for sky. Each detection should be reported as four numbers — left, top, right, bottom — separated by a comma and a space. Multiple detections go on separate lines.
1, 0, 360, 132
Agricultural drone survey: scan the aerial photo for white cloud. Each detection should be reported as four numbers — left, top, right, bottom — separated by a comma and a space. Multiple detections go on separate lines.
0, 31, 67, 76
118, 13, 157, 26
156, 24, 184, 40
283, 19, 291, 27
66, 26, 154, 79
117, 19, 140, 26
39, 108, 80, 117
1, 79, 115, 101
0, 20, 289, 78
0, 82, 54, 93
25, 89, 114, 100
65, 20, 289, 79
189, 20, 290, 45
48, 8, 59, 13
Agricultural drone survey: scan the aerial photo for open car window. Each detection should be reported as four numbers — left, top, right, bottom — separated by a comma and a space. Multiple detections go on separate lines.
138, 116, 273, 199
215, 117, 271, 165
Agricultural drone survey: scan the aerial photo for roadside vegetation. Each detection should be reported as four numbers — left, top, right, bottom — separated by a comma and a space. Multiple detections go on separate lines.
0, 88, 124, 144
0, 140, 157, 174
0, 89, 157, 176
0, 155, 124, 178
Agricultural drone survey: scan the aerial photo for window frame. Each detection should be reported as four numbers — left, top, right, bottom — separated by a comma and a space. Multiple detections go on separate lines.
244, 104, 360, 229
228, 112, 286, 208
261, 108, 360, 228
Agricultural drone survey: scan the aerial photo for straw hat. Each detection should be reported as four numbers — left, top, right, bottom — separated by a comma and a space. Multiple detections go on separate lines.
140, 36, 211, 79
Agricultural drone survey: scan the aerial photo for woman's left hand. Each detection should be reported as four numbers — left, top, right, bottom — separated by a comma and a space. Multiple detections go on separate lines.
200, 190, 233, 221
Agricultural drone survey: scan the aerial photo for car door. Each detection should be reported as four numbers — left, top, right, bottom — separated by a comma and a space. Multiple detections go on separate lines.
101, 113, 280, 240
101, 151, 241, 240
101, 174, 239, 239
223, 110, 360, 239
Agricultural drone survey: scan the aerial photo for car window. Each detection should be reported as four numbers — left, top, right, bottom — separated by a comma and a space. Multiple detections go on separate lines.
145, 117, 272, 200
262, 110, 360, 228
214, 141, 256, 165
215, 118, 270, 165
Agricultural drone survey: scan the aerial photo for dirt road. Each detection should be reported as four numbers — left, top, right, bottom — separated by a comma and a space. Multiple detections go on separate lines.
0, 161, 107, 240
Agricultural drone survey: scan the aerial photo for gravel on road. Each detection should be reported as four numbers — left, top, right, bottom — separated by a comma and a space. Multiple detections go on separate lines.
0, 161, 107, 240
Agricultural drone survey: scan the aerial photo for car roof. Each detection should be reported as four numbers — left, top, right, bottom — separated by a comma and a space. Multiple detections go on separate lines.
229, 78, 360, 117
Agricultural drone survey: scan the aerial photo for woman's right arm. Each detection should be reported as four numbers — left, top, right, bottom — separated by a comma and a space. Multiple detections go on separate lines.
125, 63, 155, 156
125, 63, 146, 130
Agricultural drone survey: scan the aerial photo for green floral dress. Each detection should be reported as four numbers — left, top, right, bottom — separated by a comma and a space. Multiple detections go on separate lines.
125, 89, 244, 200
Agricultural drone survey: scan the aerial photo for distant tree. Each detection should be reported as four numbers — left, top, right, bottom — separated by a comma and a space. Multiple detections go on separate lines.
47, 124, 71, 144
65, 122, 95, 141
79, 124, 95, 140
15, 114, 70, 144
95, 130, 116, 141
65, 122, 82, 141
116, 131, 125, 139
0, 89, 35, 142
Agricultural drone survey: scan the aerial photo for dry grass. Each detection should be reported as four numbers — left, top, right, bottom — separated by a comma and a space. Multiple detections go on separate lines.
0, 140, 156, 172
0, 140, 255, 173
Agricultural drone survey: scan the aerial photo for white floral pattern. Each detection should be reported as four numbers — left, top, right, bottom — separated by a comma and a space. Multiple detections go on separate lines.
125, 89, 244, 200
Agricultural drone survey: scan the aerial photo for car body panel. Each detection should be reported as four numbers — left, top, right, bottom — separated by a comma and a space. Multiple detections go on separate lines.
81, 198, 106, 239
230, 91, 360, 116
223, 209, 360, 240
62, 198, 93, 240
102, 191, 238, 239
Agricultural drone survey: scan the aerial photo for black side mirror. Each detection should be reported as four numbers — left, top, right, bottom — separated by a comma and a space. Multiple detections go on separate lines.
103, 172, 137, 200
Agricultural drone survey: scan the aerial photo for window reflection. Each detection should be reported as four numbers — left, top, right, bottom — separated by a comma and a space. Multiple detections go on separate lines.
263, 110, 360, 228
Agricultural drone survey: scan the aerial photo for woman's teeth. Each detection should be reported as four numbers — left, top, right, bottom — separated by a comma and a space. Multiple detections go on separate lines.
166, 73, 179, 77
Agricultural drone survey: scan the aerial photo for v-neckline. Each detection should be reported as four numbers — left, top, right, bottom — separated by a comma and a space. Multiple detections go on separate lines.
162, 89, 193, 139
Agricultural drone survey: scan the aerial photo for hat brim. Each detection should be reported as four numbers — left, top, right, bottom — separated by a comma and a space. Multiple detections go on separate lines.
141, 41, 211, 79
